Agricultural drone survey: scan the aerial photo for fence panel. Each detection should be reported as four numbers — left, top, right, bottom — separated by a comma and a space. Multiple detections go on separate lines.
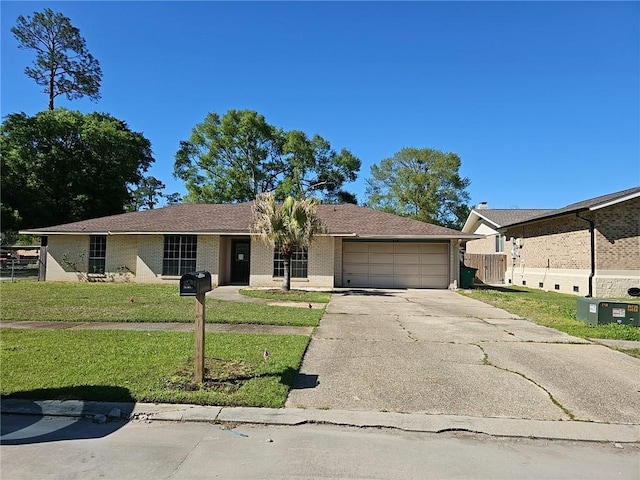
464, 254, 506, 284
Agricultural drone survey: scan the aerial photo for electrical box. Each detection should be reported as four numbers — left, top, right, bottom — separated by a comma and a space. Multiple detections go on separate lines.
576, 298, 640, 326
179, 271, 212, 297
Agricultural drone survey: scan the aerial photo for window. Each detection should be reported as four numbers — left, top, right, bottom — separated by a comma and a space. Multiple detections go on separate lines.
88, 235, 107, 274
163, 235, 197, 276
495, 234, 505, 253
273, 246, 308, 278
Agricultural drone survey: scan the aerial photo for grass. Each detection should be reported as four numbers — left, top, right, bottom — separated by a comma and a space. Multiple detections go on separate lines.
459, 285, 640, 342
0, 328, 309, 407
240, 288, 331, 303
0, 282, 323, 327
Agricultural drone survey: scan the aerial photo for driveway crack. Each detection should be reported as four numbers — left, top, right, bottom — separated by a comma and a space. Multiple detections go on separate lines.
394, 315, 417, 341
472, 343, 576, 420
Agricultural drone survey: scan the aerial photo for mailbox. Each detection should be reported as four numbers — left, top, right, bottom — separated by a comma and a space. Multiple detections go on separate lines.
179, 271, 212, 296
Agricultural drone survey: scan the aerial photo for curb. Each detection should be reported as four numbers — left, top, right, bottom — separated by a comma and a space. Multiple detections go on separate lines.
2, 399, 638, 443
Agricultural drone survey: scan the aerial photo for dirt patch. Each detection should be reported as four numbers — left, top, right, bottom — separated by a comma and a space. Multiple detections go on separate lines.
163, 358, 254, 393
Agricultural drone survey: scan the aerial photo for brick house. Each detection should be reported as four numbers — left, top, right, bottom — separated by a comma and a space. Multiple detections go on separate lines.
498, 187, 640, 298
22, 203, 479, 289
461, 205, 552, 283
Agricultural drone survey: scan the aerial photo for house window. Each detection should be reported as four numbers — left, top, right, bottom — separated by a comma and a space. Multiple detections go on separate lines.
495, 234, 505, 253
163, 235, 197, 276
273, 246, 308, 278
88, 235, 106, 274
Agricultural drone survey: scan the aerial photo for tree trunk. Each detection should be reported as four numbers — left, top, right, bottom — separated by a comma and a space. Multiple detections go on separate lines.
49, 66, 55, 110
282, 256, 291, 291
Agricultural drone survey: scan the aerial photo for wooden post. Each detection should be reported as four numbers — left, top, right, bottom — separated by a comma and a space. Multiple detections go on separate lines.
194, 292, 206, 384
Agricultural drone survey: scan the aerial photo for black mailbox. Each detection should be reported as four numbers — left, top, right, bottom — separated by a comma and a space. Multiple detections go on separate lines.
179, 271, 212, 296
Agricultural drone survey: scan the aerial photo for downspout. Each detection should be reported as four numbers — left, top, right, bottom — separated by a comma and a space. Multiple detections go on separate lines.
575, 213, 594, 297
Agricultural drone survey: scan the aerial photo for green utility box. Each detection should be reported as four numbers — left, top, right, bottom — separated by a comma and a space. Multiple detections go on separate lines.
576, 298, 640, 326
460, 265, 478, 289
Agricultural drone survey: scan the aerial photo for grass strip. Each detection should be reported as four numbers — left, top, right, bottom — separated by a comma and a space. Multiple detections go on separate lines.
459, 286, 639, 341
0, 328, 309, 407
239, 288, 331, 303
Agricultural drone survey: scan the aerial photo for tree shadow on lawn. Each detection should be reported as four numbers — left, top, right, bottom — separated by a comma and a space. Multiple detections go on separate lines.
468, 284, 531, 294
1, 385, 133, 445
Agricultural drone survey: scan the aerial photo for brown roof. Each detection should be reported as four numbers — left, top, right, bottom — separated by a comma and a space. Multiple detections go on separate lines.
502, 186, 640, 228
471, 209, 554, 228
23, 202, 475, 239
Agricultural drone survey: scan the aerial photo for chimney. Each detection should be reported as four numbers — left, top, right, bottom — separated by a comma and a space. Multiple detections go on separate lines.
477, 202, 488, 210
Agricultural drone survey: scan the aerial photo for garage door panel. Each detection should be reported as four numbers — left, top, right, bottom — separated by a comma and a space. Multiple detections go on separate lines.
344, 253, 369, 263
369, 276, 394, 288
395, 255, 420, 265
395, 264, 420, 275
342, 242, 449, 289
395, 276, 422, 288
370, 264, 394, 275
344, 243, 369, 253
421, 277, 447, 288
370, 254, 394, 264
421, 254, 448, 265
369, 243, 394, 253
421, 244, 448, 254
344, 263, 370, 274
421, 264, 448, 276
395, 244, 421, 254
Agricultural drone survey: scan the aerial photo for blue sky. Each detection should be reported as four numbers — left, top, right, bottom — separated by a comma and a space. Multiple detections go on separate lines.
2, 1, 639, 210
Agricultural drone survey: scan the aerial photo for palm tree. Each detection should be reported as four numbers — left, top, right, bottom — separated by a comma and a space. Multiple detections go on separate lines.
251, 193, 325, 291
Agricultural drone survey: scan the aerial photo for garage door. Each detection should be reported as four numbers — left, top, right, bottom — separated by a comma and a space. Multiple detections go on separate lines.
342, 242, 449, 288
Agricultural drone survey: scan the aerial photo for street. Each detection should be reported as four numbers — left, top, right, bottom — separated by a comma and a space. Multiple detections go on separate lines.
1, 414, 638, 480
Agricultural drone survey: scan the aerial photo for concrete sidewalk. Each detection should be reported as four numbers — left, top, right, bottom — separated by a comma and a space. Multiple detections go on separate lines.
1, 398, 638, 443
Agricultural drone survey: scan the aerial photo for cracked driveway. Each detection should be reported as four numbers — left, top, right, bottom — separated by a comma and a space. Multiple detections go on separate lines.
286, 289, 640, 424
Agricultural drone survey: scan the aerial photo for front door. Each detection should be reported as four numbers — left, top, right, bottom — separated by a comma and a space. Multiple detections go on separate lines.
231, 239, 250, 284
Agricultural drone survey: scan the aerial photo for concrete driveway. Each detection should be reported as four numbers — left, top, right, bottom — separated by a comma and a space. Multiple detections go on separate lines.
286, 289, 640, 424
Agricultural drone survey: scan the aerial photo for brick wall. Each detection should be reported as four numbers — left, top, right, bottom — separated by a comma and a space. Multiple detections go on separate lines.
46, 235, 89, 281
250, 236, 336, 288
594, 197, 640, 270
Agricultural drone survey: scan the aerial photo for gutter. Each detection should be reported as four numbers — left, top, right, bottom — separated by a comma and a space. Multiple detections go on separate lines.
575, 212, 595, 297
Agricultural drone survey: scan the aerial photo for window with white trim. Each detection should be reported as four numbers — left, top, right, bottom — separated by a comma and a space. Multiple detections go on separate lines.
273, 246, 308, 278
163, 235, 197, 276
495, 234, 505, 253
88, 235, 107, 274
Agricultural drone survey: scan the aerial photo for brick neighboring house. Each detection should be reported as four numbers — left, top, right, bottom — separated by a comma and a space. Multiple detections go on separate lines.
498, 187, 640, 298
461, 205, 552, 283
21, 203, 479, 289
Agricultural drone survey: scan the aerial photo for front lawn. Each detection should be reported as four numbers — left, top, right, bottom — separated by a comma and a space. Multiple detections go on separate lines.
0, 282, 323, 327
459, 286, 639, 342
0, 328, 309, 407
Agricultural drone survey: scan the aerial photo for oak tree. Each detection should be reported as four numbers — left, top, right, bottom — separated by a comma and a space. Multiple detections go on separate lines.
365, 147, 471, 230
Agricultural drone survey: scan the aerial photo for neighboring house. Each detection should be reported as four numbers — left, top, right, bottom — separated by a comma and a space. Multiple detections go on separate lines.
498, 187, 640, 298
461, 204, 552, 283
22, 203, 480, 289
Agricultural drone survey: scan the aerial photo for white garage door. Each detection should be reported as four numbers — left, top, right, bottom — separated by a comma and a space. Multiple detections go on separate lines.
342, 242, 450, 288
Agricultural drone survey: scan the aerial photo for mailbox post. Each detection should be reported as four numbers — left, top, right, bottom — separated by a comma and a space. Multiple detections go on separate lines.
180, 271, 213, 383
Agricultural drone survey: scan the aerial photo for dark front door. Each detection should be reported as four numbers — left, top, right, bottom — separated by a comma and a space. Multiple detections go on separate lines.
231, 239, 250, 284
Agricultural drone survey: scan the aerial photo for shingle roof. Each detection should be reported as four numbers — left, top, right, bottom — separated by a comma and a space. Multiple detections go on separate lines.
472, 209, 554, 228
23, 202, 476, 238
502, 186, 640, 228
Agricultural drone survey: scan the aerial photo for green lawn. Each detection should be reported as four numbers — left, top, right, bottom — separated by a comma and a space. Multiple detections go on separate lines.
0, 328, 309, 407
459, 285, 639, 342
0, 282, 323, 327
